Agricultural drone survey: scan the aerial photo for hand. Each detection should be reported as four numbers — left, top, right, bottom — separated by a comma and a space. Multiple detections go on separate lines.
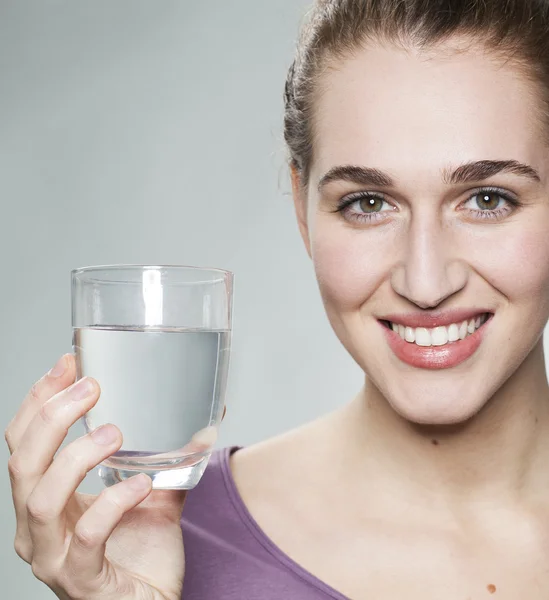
5, 354, 186, 599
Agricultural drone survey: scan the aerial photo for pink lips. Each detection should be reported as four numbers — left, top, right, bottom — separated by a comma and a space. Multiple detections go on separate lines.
379, 313, 492, 370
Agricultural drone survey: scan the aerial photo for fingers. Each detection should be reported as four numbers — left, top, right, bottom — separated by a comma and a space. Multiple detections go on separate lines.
27, 423, 123, 562
5, 354, 76, 454
64, 474, 153, 588
9, 376, 101, 523
29, 475, 154, 597
14, 376, 100, 479
7, 366, 102, 566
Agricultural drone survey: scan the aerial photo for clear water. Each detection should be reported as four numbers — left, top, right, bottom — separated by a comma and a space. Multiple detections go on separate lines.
72, 326, 230, 488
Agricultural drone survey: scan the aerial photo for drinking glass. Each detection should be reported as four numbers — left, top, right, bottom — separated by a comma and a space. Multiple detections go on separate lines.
71, 264, 233, 490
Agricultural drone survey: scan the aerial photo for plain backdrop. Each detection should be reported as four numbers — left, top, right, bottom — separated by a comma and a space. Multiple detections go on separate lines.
0, 1, 364, 597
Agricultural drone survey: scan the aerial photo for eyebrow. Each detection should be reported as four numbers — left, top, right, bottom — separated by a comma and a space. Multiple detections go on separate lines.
317, 160, 541, 191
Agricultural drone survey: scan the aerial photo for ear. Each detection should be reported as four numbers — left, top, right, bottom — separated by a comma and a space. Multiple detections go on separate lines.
291, 165, 312, 259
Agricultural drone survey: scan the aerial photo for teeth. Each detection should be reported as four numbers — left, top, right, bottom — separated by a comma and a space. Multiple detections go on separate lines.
448, 323, 459, 342
404, 326, 415, 342
390, 313, 488, 347
415, 328, 431, 347
431, 326, 448, 346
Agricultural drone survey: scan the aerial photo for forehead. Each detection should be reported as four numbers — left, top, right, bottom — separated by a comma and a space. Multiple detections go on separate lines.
310, 41, 547, 182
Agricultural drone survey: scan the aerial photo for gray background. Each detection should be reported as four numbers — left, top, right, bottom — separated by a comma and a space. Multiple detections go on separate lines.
0, 1, 364, 597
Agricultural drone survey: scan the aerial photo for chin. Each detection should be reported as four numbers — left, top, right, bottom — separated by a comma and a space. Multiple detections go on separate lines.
374, 372, 492, 426
387, 395, 485, 427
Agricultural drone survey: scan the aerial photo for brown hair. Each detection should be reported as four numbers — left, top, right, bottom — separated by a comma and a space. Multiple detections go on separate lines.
284, 0, 549, 187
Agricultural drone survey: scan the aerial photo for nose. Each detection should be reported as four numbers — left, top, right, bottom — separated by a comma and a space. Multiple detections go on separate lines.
390, 216, 468, 309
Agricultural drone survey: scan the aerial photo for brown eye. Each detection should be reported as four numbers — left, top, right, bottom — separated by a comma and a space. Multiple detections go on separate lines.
461, 188, 519, 222
336, 193, 395, 224
359, 196, 384, 213
474, 192, 502, 211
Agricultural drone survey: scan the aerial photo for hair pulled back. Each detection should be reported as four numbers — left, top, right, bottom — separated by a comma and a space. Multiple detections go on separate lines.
284, 0, 549, 186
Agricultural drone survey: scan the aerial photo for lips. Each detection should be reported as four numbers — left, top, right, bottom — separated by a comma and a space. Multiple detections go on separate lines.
379, 311, 493, 370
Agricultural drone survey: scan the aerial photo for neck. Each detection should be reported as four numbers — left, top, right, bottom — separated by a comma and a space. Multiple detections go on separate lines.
337, 340, 549, 508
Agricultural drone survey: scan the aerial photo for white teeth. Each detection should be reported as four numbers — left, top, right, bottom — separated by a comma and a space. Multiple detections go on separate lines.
431, 326, 448, 346
448, 323, 459, 342
415, 328, 431, 346
405, 326, 415, 342
391, 313, 488, 347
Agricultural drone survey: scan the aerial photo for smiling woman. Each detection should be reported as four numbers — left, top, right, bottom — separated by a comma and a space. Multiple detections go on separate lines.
8, 1, 549, 600
221, 0, 549, 597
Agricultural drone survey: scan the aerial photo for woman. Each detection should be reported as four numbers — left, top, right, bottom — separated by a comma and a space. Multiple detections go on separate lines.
7, 0, 549, 598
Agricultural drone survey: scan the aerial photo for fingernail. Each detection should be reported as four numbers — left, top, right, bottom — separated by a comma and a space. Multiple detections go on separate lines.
70, 377, 95, 401
48, 355, 66, 378
127, 473, 151, 490
91, 424, 118, 445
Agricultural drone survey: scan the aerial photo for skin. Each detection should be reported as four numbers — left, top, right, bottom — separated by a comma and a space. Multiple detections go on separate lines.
7, 36, 549, 600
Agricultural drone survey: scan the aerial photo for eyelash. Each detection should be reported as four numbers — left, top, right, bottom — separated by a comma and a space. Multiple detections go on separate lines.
334, 187, 523, 224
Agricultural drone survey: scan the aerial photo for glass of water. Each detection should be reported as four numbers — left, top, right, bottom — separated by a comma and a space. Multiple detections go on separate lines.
71, 264, 233, 490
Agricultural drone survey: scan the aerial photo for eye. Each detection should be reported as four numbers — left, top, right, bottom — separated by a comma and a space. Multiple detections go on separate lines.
460, 188, 521, 221
465, 191, 505, 211
335, 192, 395, 224
357, 195, 389, 213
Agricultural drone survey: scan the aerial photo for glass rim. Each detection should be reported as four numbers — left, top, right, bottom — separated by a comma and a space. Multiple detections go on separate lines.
72, 263, 233, 279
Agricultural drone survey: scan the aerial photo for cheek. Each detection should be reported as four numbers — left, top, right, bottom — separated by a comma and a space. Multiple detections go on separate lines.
311, 222, 395, 310
479, 222, 549, 314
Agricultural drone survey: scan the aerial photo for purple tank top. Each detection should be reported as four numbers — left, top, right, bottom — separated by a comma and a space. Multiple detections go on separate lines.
180, 446, 350, 599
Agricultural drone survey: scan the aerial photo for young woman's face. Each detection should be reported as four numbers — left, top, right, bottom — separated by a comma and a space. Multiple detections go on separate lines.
295, 39, 549, 424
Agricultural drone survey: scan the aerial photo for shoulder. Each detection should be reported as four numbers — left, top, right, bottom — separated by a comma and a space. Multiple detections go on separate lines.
181, 439, 302, 529
180, 444, 299, 599
180, 441, 342, 600
229, 418, 333, 507
181, 427, 318, 538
